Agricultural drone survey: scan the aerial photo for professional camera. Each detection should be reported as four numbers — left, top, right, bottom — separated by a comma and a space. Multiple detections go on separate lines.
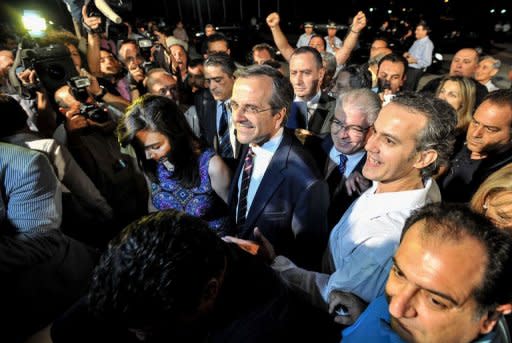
20, 44, 78, 95
85, 0, 132, 36
79, 103, 110, 123
67, 76, 109, 123
377, 78, 391, 93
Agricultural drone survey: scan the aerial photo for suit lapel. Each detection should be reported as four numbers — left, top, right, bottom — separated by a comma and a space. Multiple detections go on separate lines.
242, 133, 291, 232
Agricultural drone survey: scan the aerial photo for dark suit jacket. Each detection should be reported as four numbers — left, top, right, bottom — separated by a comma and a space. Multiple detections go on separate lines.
194, 89, 240, 170
227, 129, 329, 270
286, 92, 336, 136
304, 135, 368, 228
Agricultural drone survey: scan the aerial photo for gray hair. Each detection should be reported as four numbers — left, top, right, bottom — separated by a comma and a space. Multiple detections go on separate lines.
320, 51, 337, 77
391, 92, 457, 177
336, 88, 381, 126
480, 55, 502, 70
235, 64, 293, 124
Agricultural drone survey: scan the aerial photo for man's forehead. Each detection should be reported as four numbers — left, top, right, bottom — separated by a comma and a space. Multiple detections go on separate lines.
454, 50, 478, 61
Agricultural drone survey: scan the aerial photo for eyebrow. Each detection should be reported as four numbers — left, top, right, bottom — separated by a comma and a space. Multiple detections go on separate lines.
392, 257, 460, 306
374, 126, 402, 144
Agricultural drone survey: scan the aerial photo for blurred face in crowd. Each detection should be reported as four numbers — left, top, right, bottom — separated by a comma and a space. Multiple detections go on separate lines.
253, 48, 272, 65
65, 44, 82, 72
119, 42, 142, 67
289, 51, 325, 100
304, 26, 313, 35
135, 130, 171, 161
327, 27, 337, 38
331, 102, 371, 155
205, 25, 215, 36
377, 60, 406, 94
437, 80, 462, 111
308, 36, 326, 53
386, 220, 495, 343
231, 75, 284, 145
207, 40, 230, 56
483, 191, 512, 231
0, 50, 14, 79
169, 44, 188, 71
363, 102, 432, 193
450, 49, 479, 78
370, 39, 389, 59
466, 100, 512, 159
475, 58, 499, 84
415, 25, 428, 40
148, 71, 178, 101
204, 65, 234, 101
187, 64, 206, 91
100, 50, 121, 76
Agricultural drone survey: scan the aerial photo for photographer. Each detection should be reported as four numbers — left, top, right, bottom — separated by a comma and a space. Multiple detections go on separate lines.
376, 53, 407, 104
54, 82, 148, 235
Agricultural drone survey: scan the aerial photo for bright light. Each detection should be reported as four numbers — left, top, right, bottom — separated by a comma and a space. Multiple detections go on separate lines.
369, 7, 374, 12
387, 9, 392, 14
490, 8, 495, 13
402, 7, 406, 11
501, 9, 507, 14
22, 10, 47, 37
444, 0, 449, 3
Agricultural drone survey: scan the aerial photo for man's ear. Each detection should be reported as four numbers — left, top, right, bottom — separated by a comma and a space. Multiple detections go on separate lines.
413, 149, 438, 170
202, 278, 221, 303
479, 304, 512, 334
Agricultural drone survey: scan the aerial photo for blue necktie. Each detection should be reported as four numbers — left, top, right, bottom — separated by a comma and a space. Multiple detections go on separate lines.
218, 102, 233, 158
338, 154, 348, 176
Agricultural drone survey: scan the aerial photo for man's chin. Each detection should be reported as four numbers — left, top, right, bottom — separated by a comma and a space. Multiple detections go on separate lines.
390, 317, 415, 342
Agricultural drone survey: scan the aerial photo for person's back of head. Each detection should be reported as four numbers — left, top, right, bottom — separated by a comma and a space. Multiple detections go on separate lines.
0, 94, 29, 138
334, 64, 372, 96
88, 210, 227, 336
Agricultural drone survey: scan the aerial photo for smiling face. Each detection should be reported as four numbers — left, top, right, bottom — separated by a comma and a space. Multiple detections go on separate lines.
362, 102, 429, 193
386, 220, 491, 343
331, 103, 370, 155
231, 76, 284, 145
475, 58, 499, 84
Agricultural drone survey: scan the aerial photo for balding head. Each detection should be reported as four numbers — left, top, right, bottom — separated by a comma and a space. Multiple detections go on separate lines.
450, 48, 479, 78
0, 50, 14, 78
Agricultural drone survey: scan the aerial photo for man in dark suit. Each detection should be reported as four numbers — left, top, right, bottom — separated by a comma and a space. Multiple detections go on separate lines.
287, 47, 336, 136
197, 52, 239, 169
305, 88, 381, 227
227, 64, 329, 271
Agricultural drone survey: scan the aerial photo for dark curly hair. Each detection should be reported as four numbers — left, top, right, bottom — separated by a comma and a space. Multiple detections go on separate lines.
88, 210, 227, 330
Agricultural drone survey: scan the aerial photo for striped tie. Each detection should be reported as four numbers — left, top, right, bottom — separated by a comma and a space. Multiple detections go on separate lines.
218, 102, 233, 158
237, 147, 255, 228
338, 153, 348, 176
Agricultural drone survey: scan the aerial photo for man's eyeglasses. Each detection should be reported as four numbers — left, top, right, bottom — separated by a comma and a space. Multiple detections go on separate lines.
227, 101, 277, 115
330, 118, 370, 135
158, 86, 178, 97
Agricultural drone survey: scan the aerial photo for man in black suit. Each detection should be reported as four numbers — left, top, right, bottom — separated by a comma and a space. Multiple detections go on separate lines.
305, 88, 381, 227
196, 52, 239, 169
227, 64, 329, 271
287, 47, 336, 135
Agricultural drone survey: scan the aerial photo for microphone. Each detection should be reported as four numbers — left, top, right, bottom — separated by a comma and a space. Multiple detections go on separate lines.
93, 0, 122, 24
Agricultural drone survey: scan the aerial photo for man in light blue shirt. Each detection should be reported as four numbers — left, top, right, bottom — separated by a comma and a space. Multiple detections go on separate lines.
296, 22, 315, 48
258, 93, 457, 311
403, 20, 434, 91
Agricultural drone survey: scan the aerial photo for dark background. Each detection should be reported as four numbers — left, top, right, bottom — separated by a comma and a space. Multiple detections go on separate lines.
1, 0, 511, 56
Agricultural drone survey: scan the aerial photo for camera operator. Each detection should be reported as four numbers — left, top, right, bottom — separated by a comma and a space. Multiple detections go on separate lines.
376, 53, 408, 104
54, 82, 148, 234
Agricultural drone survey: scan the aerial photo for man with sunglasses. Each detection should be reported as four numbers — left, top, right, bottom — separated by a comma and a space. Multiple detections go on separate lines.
305, 88, 380, 227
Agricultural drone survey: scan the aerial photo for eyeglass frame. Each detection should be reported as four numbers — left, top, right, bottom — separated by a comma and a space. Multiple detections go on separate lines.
227, 101, 280, 115
330, 118, 371, 135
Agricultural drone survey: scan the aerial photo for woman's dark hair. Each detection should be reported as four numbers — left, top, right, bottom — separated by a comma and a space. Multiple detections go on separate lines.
118, 95, 202, 187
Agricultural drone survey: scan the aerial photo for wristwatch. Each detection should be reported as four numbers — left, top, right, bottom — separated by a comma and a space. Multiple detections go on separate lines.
94, 86, 107, 101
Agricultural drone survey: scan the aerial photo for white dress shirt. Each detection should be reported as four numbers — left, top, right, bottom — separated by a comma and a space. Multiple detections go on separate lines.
328, 147, 365, 177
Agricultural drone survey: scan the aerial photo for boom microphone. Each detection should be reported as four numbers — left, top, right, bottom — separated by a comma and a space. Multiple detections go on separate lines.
94, 0, 122, 24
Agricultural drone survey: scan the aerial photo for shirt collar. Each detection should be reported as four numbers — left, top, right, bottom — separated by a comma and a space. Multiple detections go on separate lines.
250, 127, 284, 156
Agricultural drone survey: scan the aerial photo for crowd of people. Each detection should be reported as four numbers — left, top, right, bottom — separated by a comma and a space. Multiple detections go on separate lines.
0, 5, 511, 343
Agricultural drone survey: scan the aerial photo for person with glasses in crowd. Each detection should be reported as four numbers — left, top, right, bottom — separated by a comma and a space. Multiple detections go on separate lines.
118, 95, 232, 234
305, 89, 380, 227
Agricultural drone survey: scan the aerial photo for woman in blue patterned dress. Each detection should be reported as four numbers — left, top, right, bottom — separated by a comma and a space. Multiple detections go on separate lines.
118, 95, 231, 233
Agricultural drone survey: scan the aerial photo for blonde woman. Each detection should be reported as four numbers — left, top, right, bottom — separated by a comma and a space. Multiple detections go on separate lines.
435, 75, 476, 135
470, 163, 512, 231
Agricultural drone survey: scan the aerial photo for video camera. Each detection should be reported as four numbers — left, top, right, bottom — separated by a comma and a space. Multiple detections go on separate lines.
67, 76, 110, 123
19, 44, 78, 95
85, 0, 132, 41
